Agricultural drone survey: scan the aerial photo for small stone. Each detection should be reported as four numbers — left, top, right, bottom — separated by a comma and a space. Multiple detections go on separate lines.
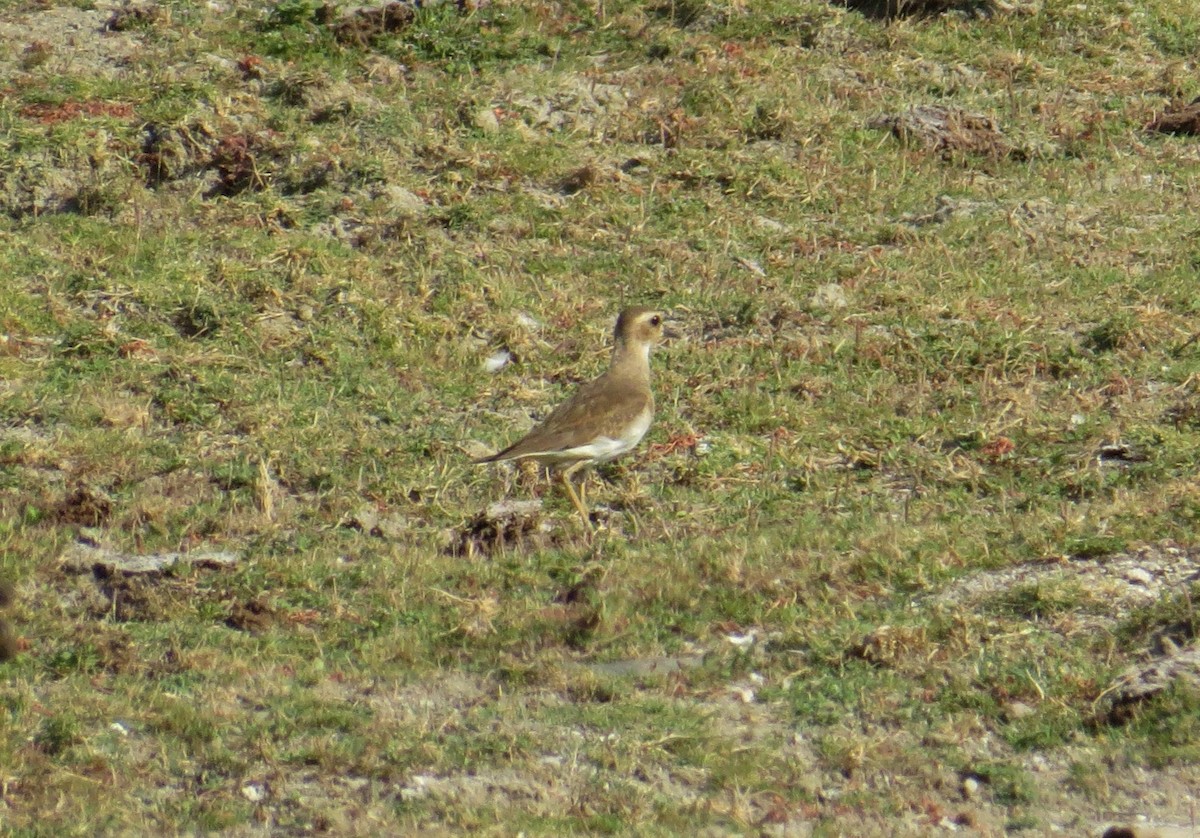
375, 513, 409, 540
484, 349, 512, 373
485, 499, 543, 520
755, 215, 788, 232
961, 776, 981, 800
379, 184, 426, 217
474, 106, 500, 134
241, 783, 266, 803
60, 541, 241, 574
349, 505, 379, 534
586, 654, 705, 678
1123, 567, 1153, 586
735, 256, 766, 277
515, 311, 543, 332
809, 282, 848, 310
1004, 700, 1035, 720
730, 684, 756, 703
725, 630, 757, 650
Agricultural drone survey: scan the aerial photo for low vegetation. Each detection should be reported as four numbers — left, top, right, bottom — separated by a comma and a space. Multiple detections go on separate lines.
1, 0, 1199, 833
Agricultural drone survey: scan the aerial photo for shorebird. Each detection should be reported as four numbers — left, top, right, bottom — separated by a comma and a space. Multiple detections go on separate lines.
477, 307, 669, 528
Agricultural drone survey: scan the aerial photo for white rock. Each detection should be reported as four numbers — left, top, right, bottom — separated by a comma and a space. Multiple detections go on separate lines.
474, 107, 501, 134
515, 311, 543, 332
809, 283, 848, 310
1123, 567, 1153, 586
730, 685, 756, 703
241, 783, 266, 803
484, 349, 512, 373
962, 776, 980, 800
726, 630, 757, 650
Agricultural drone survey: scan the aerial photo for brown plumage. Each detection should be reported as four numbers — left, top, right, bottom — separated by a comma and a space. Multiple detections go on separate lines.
477, 307, 669, 527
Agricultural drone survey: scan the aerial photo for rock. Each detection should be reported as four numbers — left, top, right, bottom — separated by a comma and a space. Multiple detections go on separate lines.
1101, 643, 1200, 724
869, 105, 1011, 159
241, 782, 267, 803
961, 776, 981, 800
378, 184, 427, 217
755, 215, 788, 233
809, 283, 848, 310
60, 540, 241, 575
1123, 567, 1154, 586
345, 506, 410, 539
473, 106, 501, 134
515, 311, 543, 332
586, 654, 706, 678
904, 194, 992, 227
1003, 700, 1035, 721
1103, 826, 1198, 838
484, 349, 512, 373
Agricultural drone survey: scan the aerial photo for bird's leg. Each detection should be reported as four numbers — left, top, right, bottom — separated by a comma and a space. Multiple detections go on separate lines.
559, 462, 593, 532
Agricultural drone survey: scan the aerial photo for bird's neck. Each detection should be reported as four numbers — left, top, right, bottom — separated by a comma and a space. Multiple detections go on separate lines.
610, 340, 651, 382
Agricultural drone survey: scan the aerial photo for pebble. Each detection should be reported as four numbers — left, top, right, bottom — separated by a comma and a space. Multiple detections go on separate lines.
1123, 567, 1153, 586
961, 776, 980, 800
474, 106, 500, 134
1004, 700, 1035, 720
809, 282, 848, 310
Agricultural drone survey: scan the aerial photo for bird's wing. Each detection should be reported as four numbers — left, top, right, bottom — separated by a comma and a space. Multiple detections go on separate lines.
482, 374, 651, 462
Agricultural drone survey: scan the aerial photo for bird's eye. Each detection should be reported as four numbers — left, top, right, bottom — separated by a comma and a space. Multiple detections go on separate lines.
650, 315, 661, 326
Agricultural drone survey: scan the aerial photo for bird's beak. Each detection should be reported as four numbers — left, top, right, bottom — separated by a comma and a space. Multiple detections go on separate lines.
661, 319, 683, 341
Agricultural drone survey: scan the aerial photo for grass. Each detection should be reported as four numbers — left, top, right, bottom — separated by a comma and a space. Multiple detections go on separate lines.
2, 0, 1200, 832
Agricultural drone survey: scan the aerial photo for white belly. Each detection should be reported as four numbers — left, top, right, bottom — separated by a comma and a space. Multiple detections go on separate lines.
559, 410, 652, 464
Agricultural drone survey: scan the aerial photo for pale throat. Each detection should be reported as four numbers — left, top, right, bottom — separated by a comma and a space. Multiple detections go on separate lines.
612, 339, 652, 371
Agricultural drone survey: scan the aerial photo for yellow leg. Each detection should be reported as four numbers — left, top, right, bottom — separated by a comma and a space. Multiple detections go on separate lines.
559, 463, 593, 531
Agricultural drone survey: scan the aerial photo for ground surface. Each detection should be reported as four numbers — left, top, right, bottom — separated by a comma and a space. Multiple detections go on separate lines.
2, 0, 1200, 835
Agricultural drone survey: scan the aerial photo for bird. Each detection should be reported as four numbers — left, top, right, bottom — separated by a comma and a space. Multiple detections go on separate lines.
476, 307, 670, 529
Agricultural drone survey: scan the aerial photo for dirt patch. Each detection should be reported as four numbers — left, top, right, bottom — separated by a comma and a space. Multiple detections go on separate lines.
343, 505, 413, 540
90, 567, 190, 622
504, 76, 633, 138
835, 0, 996, 20
64, 624, 141, 674
870, 105, 1013, 159
58, 538, 243, 625
138, 122, 220, 187
0, 2, 147, 80
226, 597, 277, 633
450, 499, 558, 557
18, 100, 135, 125
935, 543, 1200, 733
205, 132, 282, 197
1147, 97, 1200, 136
103, 3, 163, 32
325, 2, 416, 47
933, 543, 1200, 627
0, 579, 18, 662
47, 484, 116, 527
